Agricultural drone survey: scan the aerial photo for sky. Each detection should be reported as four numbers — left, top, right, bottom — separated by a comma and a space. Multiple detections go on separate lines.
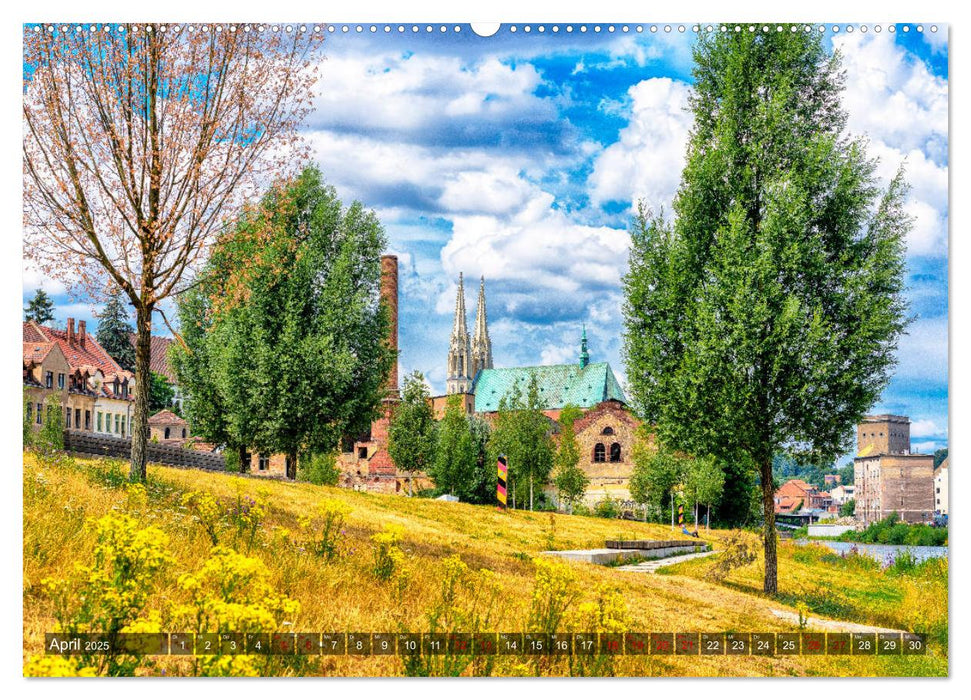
22, 22, 949, 455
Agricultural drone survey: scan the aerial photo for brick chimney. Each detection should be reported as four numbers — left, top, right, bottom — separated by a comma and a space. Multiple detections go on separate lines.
66, 317, 75, 345
78, 320, 86, 349
380, 255, 399, 395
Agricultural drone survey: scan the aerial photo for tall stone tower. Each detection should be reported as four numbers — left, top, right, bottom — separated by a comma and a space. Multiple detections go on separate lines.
470, 276, 493, 380
446, 273, 473, 394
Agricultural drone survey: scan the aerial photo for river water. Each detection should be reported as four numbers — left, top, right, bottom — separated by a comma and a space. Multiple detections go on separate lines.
798, 539, 948, 565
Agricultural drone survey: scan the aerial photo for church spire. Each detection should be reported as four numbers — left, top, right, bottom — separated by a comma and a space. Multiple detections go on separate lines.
452, 272, 468, 339
471, 275, 493, 379
579, 323, 590, 369
446, 273, 473, 394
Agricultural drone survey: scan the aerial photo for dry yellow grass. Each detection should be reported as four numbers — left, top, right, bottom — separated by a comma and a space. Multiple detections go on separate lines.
23, 451, 946, 677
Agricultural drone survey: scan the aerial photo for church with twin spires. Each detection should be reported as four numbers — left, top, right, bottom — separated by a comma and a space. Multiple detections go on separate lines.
438, 273, 628, 420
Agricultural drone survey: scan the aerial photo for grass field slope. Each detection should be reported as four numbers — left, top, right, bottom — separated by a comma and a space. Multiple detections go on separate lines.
23, 451, 947, 677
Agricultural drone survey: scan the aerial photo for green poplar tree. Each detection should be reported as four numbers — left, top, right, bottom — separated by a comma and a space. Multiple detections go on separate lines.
388, 371, 436, 496
96, 291, 136, 371
552, 404, 588, 513
488, 375, 555, 511
430, 395, 476, 498
623, 28, 910, 592
24, 288, 56, 325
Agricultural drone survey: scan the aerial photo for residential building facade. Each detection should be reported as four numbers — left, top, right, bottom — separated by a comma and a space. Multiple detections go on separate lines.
24, 319, 134, 437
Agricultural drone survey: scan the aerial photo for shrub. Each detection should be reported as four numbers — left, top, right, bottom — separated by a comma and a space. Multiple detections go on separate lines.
38, 397, 64, 453
593, 497, 621, 519
566, 584, 630, 676
298, 499, 350, 560
371, 524, 405, 581
23, 655, 98, 677
528, 557, 580, 633
298, 451, 340, 486
181, 486, 267, 551
705, 530, 758, 582
176, 546, 301, 677
41, 512, 172, 676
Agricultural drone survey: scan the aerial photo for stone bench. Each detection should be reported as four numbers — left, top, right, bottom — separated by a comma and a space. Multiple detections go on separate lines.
605, 539, 706, 550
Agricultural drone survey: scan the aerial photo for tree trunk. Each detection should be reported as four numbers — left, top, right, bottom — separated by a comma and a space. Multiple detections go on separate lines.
706, 504, 710, 531
761, 457, 778, 594
129, 304, 154, 481
409, 475, 413, 497
530, 475, 534, 511
237, 445, 249, 474
695, 500, 699, 530
286, 450, 298, 480
670, 493, 674, 530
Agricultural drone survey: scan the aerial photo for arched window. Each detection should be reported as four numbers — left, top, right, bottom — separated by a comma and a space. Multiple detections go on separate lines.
593, 443, 606, 463
182, 428, 187, 438
164, 427, 170, 439
602, 426, 614, 435
610, 443, 622, 462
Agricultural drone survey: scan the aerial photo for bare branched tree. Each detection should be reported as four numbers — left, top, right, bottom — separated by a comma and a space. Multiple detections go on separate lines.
23, 23, 322, 480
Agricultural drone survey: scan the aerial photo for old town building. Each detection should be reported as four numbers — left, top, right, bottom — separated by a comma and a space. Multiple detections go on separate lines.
23, 319, 134, 437
854, 415, 936, 525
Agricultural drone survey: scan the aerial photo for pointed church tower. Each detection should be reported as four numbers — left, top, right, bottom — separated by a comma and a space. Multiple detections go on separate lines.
470, 276, 493, 380
579, 323, 590, 369
446, 273, 473, 394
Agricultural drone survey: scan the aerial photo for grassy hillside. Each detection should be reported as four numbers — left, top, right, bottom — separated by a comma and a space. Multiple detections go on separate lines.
23, 450, 947, 677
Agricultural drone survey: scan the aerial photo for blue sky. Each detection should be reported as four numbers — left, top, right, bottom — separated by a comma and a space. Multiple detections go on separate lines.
23, 23, 949, 455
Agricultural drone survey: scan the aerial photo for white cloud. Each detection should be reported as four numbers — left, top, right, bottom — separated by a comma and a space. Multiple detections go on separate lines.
308, 52, 552, 134
894, 317, 948, 382
921, 25, 948, 56
911, 419, 945, 439
833, 33, 948, 259
588, 77, 693, 214
23, 263, 67, 296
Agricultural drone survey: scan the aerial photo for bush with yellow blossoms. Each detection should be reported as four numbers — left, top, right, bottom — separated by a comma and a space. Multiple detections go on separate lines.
564, 584, 630, 677
527, 557, 580, 634
371, 524, 405, 581
40, 512, 172, 676
181, 486, 267, 551
23, 654, 98, 677
298, 499, 350, 560
175, 546, 300, 677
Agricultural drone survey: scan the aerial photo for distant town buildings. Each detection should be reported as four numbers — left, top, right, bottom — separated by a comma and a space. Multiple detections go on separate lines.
774, 479, 834, 515
829, 483, 855, 507
854, 415, 936, 525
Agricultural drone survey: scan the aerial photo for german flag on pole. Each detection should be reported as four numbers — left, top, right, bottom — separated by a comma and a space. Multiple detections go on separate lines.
497, 455, 508, 509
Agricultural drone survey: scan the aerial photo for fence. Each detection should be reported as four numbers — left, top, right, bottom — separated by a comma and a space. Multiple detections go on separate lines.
62, 430, 226, 472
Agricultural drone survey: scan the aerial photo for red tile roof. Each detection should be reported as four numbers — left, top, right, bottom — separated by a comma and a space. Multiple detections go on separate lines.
149, 409, 187, 426
25, 321, 125, 377
23, 341, 55, 364
129, 334, 176, 382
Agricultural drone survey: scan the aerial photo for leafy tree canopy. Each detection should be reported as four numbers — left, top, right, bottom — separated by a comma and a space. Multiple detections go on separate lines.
623, 28, 910, 592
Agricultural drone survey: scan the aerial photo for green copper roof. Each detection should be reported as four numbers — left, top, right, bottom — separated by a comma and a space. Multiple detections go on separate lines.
471, 361, 627, 413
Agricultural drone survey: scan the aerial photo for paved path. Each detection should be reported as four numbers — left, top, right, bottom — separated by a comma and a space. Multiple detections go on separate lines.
615, 549, 717, 572
768, 609, 907, 634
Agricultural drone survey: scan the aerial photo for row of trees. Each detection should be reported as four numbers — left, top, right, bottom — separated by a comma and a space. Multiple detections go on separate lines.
388, 372, 590, 511
629, 447, 725, 530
